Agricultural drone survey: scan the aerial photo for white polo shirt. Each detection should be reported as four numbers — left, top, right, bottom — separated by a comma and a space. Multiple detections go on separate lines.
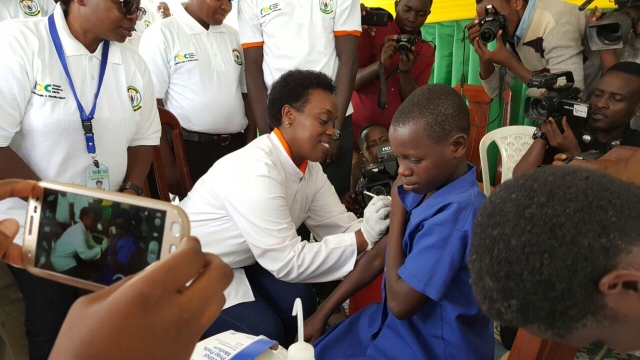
135, 0, 159, 34
239, 0, 359, 98
179, 132, 361, 309
0, 0, 55, 22
0, 4, 161, 244
140, 12, 248, 134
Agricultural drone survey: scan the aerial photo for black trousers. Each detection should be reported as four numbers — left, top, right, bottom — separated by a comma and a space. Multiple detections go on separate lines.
183, 133, 246, 184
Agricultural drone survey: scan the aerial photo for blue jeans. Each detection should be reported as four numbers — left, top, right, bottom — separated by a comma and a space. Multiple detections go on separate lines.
203, 263, 317, 348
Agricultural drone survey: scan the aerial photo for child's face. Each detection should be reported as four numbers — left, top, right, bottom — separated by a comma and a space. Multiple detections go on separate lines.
389, 123, 461, 194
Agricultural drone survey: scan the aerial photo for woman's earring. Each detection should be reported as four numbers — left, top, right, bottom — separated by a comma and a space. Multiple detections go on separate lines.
284, 122, 292, 127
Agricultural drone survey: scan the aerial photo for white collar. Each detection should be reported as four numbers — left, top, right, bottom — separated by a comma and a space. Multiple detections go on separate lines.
177, 11, 229, 35
267, 133, 305, 181
51, 4, 122, 64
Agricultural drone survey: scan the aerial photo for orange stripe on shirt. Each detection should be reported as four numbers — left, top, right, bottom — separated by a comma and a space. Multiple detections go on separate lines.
334, 30, 361, 36
241, 41, 264, 49
273, 128, 308, 175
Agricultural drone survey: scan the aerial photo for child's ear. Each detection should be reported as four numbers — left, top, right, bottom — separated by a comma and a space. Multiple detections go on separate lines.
450, 134, 468, 158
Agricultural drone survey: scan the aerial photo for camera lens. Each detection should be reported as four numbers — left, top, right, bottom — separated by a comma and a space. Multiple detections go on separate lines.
479, 21, 500, 44
397, 42, 410, 55
530, 98, 549, 118
370, 186, 387, 197
596, 23, 622, 44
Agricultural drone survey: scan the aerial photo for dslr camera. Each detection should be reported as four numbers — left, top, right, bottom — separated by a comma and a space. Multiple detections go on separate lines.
524, 71, 590, 130
356, 144, 398, 210
477, 5, 508, 44
396, 34, 419, 55
587, 0, 640, 50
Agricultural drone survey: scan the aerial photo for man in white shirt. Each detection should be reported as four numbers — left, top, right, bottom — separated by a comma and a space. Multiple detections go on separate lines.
0, 0, 55, 22
135, 0, 158, 34
140, 0, 255, 182
50, 206, 109, 275
239, 0, 360, 200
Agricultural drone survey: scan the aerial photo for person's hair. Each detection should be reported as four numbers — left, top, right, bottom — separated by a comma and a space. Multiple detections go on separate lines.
357, 124, 388, 152
469, 166, 640, 339
266, 70, 336, 128
96, 180, 103, 185
391, 84, 470, 143
79, 205, 103, 222
606, 61, 640, 78
115, 217, 134, 233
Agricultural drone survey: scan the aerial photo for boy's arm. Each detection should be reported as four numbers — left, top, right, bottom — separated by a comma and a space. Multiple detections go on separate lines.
385, 180, 427, 320
302, 235, 387, 343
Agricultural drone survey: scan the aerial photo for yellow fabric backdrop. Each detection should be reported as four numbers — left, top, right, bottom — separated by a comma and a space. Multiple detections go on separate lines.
362, 0, 615, 23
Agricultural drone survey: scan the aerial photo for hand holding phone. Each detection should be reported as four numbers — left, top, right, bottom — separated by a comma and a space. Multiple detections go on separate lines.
0, 179, 37, 267
50, 236, 233, 360
23, 181, 190, 291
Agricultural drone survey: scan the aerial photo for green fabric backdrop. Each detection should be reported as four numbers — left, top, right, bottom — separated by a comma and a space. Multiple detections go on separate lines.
420, 20, 535, 184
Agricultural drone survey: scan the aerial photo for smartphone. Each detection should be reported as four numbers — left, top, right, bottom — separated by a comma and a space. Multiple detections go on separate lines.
361, 9, 390, 27
23, 181, 190, 291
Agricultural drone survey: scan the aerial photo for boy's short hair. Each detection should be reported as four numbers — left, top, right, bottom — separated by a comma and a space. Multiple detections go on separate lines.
391, 84, 470, 143
469, 166, 640, 339
357, 124, 388, 152
266, 70, 336, 129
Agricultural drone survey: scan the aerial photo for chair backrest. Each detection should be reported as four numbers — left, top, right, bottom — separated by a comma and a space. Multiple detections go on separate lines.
479, 125, 535, 196
454, 84, 512, 181
147, 107, 193, 201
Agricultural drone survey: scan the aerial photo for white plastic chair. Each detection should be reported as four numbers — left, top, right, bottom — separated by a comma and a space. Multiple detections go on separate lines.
479, 126, 536, 196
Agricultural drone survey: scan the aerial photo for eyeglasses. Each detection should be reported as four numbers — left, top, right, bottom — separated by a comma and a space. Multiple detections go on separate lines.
119, 0, 147, 19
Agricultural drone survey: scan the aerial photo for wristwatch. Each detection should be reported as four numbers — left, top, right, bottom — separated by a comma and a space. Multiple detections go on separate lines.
119, 182, 144, 196
532, 128, 548, 141
332, 129, 341, 141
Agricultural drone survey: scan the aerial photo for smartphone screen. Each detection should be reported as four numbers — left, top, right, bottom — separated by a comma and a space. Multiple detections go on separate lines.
33, 188, 167, 286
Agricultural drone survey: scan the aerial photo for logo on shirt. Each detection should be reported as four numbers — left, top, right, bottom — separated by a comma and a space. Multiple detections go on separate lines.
32, 81, 65, 99
319, 0, 334, 14
144, 20, 151, 29
259, 3, 281, 18
173, 52, 198, 65
232, 49, 243, 65
127, 86, 142, 112
19, 0, 40, 16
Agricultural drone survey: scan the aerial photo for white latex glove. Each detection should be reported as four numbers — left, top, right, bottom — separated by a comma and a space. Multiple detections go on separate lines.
361, 195, 391, 250
100, 239, 110, 252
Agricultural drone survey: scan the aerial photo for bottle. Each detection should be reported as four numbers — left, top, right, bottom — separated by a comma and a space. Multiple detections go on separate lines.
287, 298, 315, 360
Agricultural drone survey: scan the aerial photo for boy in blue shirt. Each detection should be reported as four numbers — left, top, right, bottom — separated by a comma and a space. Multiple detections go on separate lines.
313, 84, 494, 359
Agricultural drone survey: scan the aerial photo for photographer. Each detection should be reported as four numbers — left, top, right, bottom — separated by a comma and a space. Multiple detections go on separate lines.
344, 124, 391, 213
588, 2, 640, 72
468, 0, 601, 99
351, 0, 434, 147
513, 62, 640, 177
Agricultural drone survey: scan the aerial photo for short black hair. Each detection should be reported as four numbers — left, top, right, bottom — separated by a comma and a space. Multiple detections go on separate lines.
79, 205, 103, 222
469, 166, 640, 339
266, 70, 336, 128
96, 180, 103, 185
391, 84, 470, 143
606, 61, 640, 78
357, 123, 388, 152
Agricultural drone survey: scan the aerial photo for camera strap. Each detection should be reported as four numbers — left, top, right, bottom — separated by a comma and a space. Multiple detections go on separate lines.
377, 62, 400, 110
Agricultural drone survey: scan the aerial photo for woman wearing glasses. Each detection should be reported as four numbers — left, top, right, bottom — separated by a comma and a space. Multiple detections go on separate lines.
0, 0, 160, 358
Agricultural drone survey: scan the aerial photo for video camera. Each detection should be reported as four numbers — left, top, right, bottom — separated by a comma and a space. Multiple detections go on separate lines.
586, 0, 640, 50
356, 143, 398, 210
524, 71, 590, 130
396, 34, 419, 55
477, 5, 508, 44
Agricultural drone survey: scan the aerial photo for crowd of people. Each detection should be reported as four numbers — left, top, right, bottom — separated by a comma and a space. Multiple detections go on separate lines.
0, 0, 640, 359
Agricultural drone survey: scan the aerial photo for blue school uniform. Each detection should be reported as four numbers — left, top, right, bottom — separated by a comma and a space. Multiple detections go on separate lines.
314, 164, 494, 360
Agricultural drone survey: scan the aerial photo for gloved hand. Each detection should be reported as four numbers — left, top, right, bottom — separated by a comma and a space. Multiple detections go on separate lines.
100, 239, 110, 252
361, 195, 391, 250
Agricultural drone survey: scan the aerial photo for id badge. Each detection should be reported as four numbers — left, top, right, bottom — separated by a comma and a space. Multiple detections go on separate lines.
85, 163, 110, 190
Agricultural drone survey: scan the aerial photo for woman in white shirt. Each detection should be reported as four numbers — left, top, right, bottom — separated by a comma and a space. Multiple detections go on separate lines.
0, 0, 160, 358
179, 70, 391, 347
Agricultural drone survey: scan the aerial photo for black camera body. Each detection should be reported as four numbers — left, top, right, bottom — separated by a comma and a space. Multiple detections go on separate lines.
478, 5, 508, 44
396, 34, 419, 55
587, 1, 640, 50
356, 144, 398, 210
524, 71, 590, 130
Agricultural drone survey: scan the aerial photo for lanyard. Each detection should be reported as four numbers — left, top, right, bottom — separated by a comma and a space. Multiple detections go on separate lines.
47, 14, 109, 168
